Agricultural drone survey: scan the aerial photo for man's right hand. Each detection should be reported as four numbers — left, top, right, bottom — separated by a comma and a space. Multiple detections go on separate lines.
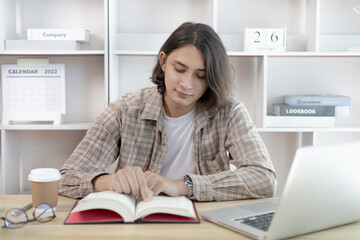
92, 166, 153, 201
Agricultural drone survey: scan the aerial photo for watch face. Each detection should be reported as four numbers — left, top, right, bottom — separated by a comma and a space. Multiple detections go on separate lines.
184, 175, 193, 185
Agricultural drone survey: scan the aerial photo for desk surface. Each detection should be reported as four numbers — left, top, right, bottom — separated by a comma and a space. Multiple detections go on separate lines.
0, 195, 359, 240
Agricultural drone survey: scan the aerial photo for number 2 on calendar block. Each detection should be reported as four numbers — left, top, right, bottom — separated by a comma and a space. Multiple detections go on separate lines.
248, 28, 266, 46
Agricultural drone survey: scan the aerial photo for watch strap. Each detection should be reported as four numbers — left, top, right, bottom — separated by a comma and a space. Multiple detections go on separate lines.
183, 175, 194, 198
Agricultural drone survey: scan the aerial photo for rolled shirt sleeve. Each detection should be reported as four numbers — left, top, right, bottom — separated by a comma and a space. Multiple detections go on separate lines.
188, 100, 277, 201
59, 103, 121, 198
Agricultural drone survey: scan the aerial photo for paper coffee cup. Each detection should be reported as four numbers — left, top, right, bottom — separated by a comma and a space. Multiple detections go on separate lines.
28, 168, 62, 210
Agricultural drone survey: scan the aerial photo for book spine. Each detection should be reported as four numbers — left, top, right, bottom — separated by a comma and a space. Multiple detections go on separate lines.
27, 29, 89, 42
284, 96, 351, 106
273, 104, 335, 117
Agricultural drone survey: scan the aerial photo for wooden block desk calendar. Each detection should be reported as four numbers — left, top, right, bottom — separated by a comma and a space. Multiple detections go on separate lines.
1, 59, 65, 125
244, 27, 286, 52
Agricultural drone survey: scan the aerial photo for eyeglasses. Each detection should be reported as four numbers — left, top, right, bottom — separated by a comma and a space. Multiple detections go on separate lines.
1, 203, 56, 229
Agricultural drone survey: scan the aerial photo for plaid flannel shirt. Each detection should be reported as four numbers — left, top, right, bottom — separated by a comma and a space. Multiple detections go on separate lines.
59, 86, 277, 201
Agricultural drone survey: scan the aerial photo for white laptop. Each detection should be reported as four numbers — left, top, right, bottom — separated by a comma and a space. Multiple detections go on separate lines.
202, 141, 360, 240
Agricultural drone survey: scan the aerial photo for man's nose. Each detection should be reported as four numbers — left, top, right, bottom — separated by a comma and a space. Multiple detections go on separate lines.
180, 73, 193, 89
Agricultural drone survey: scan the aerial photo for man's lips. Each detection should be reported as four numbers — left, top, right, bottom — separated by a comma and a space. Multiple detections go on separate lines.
176, 89, 192, 98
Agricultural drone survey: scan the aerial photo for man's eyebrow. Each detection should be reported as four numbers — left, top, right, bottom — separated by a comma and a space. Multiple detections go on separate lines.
174, 60, 206, 71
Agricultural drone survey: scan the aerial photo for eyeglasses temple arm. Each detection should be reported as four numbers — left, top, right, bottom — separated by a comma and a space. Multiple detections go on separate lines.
11, 203, 33, 217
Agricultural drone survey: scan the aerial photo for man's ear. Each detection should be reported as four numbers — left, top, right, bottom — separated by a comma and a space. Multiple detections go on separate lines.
159, 51, 167, 71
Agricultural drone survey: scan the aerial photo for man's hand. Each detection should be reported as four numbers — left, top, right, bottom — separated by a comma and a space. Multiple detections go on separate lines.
144, 171, 189, 197
93, 166, 153, 201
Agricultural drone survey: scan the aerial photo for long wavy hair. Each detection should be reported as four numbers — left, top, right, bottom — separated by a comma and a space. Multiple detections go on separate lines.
151, 22, 233, 112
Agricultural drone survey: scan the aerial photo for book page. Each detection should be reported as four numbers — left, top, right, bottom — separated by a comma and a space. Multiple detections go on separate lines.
71, 191, 136, 222
135, 195, 195, 220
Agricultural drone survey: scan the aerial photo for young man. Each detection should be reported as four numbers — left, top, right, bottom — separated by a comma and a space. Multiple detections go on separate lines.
59, 22, 277, 201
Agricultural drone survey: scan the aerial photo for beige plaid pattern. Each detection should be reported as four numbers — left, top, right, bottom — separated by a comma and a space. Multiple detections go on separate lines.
59, 87, 277, 201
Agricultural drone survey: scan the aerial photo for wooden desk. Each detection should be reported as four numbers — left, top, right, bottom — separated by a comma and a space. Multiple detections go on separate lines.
0, 195, 359, 240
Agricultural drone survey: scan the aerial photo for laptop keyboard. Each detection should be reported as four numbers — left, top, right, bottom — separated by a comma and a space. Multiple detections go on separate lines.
233, 212, 274, 232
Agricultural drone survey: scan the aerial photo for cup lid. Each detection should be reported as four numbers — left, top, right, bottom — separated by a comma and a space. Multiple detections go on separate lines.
28, 168, 62, 182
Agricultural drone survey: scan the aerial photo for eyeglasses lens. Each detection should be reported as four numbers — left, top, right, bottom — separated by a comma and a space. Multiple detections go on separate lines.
4, 209, 28, 228
34, 203, 55, 222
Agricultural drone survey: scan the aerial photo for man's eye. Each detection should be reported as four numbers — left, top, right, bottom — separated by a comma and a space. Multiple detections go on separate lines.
175, 68, 185, 73
196, 74, 206, 79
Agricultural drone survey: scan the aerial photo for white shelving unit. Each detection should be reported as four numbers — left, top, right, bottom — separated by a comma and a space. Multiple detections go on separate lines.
0, 0, 107, 194
1, 0, 359, 195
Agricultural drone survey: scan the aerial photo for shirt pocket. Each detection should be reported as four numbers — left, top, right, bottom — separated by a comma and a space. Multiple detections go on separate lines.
200, 148, 229, 174
199, 127, 229, 174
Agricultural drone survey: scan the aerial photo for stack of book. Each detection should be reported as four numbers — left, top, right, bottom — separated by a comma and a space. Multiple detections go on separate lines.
5, 28, 89, 51
267, 95, 351, 128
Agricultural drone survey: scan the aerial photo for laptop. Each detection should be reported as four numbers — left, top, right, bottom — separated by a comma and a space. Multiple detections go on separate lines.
202, 141, 360, 240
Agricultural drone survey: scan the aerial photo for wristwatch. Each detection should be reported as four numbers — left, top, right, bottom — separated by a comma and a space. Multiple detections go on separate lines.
183, 175, 194, 198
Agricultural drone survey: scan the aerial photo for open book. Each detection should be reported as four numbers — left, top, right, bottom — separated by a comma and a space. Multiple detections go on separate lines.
64, 191, 199, 224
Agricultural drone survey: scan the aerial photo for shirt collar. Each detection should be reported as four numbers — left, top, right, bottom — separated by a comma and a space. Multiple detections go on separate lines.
140, 87, 214, 132
140, 87, 163, 121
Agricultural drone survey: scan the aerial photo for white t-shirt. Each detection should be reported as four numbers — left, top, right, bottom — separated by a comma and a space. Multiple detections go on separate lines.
160, 108, 196, 180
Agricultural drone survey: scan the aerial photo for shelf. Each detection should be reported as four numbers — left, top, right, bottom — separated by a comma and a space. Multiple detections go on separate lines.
112, 50, 360, 57
258, 126, 360, 133
264, 52, 360, 57
230, 52, 360, 57
0, 50, 105, 56
0, 123, 93, 130
113, 50, 158, 56
113, 51, 264, 57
